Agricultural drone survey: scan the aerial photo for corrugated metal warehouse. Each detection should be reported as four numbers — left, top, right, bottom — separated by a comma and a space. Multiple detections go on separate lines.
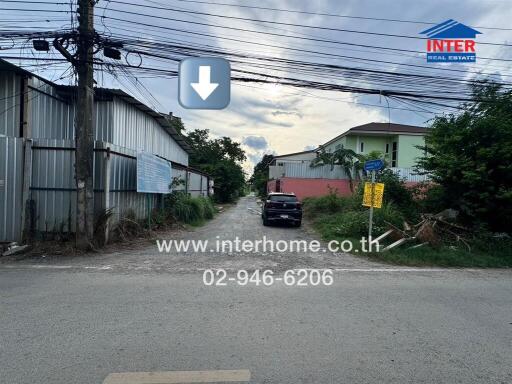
0, 59, 210, 243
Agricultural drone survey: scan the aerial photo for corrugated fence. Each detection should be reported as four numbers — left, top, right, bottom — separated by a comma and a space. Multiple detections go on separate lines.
0, 138, 209, 241
283, 161, 348, 179
0, 137, 23, 242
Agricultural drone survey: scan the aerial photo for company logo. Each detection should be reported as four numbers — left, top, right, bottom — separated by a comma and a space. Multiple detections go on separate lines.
420, 19, 481, 63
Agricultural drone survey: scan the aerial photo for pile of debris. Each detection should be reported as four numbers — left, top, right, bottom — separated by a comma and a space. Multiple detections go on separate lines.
2, 242, 32, 257
377, 209, 474, 252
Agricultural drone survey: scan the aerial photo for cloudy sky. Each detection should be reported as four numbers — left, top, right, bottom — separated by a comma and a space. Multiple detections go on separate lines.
3, 0, 512, 174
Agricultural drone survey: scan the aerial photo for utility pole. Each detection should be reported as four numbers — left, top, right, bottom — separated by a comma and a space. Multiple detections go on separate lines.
75, 0, 95, 249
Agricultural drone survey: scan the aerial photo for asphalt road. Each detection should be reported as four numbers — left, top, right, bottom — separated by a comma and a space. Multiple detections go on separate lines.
1, 196, 512, 384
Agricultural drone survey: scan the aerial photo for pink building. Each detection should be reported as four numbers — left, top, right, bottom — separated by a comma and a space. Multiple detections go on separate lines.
267, 150, 353, 200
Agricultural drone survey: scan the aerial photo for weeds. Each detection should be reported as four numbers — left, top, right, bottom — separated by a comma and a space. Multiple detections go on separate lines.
165, 192, 216, 225
303, 188, 512, 268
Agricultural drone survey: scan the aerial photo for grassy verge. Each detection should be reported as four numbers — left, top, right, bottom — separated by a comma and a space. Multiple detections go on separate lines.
366, 245, 512, 268
304, 193, 512, 268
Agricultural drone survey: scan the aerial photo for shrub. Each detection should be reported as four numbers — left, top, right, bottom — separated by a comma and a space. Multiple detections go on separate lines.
303, 189, 361, 216
165, 192, 216, 224
303, 192, 344, 215
376, 169, 418, 220
199, 196, 215, 219
415, 82, 512, 232
331, 210, 368, 237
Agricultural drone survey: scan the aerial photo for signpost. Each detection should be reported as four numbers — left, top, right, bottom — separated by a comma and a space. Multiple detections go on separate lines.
363, 159, 384, 172
363, 160, 385, 243
363, 182, 384, 208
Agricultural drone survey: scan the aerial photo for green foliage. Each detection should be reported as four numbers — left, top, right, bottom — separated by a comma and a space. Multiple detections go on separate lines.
303, 188, 404, 238
415, 81, 512, 232
311, 147, 362, 192
375, 169, 418, 220
168, 116, 185, 135
368, 237, 512, 268
303, 188, 359, 215
165, 192, 216, 224
250, 154, 274, 198
187, 129, 246, 164
186, 129, 246, 203
413, 183, 448, 213
357, 150, 389, 174
345, 204, 401, 237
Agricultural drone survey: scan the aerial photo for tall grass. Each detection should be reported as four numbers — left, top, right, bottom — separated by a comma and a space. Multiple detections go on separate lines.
303, 190, 512, 267
167, 192, 216, 224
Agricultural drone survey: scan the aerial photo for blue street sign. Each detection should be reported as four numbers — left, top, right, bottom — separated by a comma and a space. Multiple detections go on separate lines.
179, 57, 231, 109
364, 159, 384, 171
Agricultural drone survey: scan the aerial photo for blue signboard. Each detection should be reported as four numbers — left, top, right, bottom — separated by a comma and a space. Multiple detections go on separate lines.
364, 159, 384, 172
136, 152, 172, 194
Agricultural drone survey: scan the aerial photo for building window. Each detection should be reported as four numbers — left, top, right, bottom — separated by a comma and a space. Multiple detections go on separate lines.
385, 143, 389, 154
391, 141, 398, 167
360, 142, 364, 153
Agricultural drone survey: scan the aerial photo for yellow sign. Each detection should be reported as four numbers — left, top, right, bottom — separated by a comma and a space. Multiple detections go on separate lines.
363, 182, 384, 208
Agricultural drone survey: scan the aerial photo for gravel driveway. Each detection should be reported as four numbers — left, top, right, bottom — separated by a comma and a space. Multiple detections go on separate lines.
1, 195, 384, 273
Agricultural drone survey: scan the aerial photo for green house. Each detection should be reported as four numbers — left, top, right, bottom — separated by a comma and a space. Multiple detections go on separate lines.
320, 122, 428, 168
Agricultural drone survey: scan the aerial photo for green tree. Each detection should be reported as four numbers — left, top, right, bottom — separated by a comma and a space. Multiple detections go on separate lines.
311, 147, 362, 192
250, 154, 274, 197
168, 115, 185, 135
186, 129, 246, 203
416, 81, 512, 231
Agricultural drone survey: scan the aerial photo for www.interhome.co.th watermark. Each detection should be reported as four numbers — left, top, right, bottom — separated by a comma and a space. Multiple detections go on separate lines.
156, 236, 381, 254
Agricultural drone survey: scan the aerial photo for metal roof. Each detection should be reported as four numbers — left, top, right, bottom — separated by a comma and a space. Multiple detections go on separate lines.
0, 58, 192, 154
320, 122, 427, 148
93, 88, 193, 154
273, 149, 316, 159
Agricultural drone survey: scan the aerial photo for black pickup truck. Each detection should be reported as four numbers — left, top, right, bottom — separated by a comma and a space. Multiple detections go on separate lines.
262, 192, 302, 227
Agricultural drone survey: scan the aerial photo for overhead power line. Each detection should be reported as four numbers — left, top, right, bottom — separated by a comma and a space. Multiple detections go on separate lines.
99, 1, 512, 47
98, 15, 512, 78
155, 0, 512, 32
2, 0, 511, 31
92, 6, 512, 64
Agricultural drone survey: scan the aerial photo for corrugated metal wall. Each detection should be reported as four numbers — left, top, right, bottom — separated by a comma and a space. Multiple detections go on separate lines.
112, 97, 188, 166
188, 171, 202, 196
0, 71, 206, 241
0, 72, 20, 137
28, 140, 194, 235
30, 78, 113, 142
172, 167, 187, 192
0, 137, 23, 242
30, 78, 75, 140
94, 142, 158, 223
390, 167, 428, 182
30, 139, 76, 233
283, 161, 348, 179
